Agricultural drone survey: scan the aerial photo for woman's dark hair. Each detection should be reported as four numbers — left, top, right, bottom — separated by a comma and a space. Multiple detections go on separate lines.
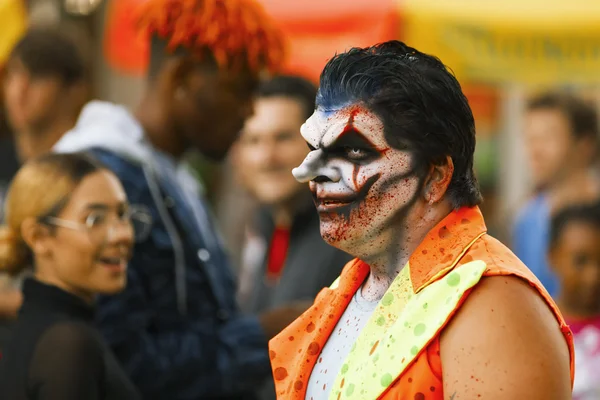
316, 40, 482, 209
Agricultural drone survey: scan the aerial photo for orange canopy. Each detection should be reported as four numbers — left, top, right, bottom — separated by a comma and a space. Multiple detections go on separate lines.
103, 0, 399, 81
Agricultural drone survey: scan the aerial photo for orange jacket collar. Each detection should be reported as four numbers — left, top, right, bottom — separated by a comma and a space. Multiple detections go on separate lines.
409, 206, 487, 292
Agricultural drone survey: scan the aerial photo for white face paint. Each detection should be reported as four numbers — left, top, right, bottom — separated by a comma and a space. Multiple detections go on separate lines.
293, 105, 423, 257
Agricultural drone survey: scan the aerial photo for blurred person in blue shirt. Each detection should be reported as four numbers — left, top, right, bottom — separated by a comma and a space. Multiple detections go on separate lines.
514, 92, 599, 297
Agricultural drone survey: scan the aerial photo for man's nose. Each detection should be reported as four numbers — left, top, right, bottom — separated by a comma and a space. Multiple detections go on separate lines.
258, 141, 278, 167
292, 150, 341, 183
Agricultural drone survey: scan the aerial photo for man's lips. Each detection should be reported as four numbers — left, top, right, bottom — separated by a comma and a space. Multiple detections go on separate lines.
313, 194, 358, 212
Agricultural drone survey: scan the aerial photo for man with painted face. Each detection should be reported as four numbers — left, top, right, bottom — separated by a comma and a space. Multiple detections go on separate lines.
269, 41, 574, 400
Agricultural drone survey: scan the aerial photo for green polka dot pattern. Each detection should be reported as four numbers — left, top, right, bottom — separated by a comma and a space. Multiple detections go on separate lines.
328, 260, 487, 400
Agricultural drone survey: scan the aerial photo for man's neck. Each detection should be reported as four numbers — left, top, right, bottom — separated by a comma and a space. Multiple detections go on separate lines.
19, 119, 75, 159
548, 168, 589, 191
361, 202, 452, 301
557, 297, 600, 321
134, 97, 186, 158
547, 168, 599, 213
272, 207, 293, 228
271, 191, 312, 228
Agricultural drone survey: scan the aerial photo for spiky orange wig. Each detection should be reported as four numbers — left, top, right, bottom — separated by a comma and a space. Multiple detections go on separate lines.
136, 0, 286, 74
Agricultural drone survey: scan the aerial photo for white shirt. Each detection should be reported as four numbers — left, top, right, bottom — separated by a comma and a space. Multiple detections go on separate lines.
305, 287, 378, 400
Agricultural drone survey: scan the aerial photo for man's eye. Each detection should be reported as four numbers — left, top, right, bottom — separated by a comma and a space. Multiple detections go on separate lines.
344, 147, 370, 161
573, 253, 589, 268
241, 136, 258, 146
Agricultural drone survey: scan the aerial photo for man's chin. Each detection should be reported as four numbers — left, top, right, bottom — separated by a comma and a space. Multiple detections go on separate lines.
193, 134, 238, 162
319, 219, 357, 250
198, 147, 230, 163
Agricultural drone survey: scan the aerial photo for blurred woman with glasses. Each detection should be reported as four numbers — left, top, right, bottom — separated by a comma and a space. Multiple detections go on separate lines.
0, 152, 151, 399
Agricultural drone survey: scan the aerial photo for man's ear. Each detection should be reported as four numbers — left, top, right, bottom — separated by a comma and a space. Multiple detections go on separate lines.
155, 56, 195, 102
574, 135, 598, 167
423, 156, 454, 204
228, 143, 247, 185
20, 217, 52, 259
547, 246, 561, 275
229, 141, 241, 167
67, 81, 90, 116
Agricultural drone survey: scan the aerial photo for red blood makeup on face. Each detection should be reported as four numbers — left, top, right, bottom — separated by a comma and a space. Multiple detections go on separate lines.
293, 105, 421, 255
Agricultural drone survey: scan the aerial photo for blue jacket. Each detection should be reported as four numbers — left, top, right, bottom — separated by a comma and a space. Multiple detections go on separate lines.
53, 101, 270, 399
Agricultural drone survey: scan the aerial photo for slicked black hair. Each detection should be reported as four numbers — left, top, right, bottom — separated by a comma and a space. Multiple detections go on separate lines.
317, 40, 482, 209
550, 202, 600, 247
256, 75, 317, 120
9, 28, 85, 85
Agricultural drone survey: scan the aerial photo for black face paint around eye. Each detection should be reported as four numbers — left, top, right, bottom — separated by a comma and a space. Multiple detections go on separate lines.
318, 111, 390, 161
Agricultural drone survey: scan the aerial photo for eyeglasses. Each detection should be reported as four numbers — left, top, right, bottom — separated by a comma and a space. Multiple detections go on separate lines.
43, 205, 153, 244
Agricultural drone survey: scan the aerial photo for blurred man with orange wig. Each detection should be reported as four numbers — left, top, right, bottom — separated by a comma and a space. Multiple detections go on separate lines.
53, 0, 306, 398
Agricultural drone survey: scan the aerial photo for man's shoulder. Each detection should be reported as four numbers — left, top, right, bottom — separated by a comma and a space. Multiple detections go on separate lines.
86, 149, 149, 195
87, 148, 142, 175
459, 233, 562, 312
447, 274, 569, 349
458, 275, 559, 325
440, 274, 572, 399
514, 193, 549, 225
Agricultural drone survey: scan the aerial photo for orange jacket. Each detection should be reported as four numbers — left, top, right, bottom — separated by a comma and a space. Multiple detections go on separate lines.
269, 207, 574, 399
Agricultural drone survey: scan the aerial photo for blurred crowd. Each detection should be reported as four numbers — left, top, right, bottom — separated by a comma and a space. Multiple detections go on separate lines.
0, 0, 598, 399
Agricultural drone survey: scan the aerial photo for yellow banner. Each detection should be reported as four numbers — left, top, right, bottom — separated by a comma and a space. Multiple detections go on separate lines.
0, 0, 27, 66
402, 0, 600, 85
